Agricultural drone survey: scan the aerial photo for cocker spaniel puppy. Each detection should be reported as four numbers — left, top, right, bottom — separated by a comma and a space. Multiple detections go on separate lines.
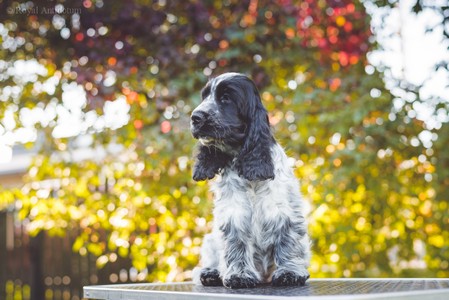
191, 73, 311, 289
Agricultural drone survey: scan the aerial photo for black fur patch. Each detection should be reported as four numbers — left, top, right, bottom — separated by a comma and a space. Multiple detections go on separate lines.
271, 270, 309, 287
201, 84, 211, 100
234, 79, 275, 181
200, 268, 223, 286
192, 145, 233, 181
223, 274, 260, 289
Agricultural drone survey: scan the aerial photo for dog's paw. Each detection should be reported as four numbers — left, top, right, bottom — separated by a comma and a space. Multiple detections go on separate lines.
223, 274, 260, 289
271, 270, 309, 287
200, 268, 223, 286
193, 167, 217, 181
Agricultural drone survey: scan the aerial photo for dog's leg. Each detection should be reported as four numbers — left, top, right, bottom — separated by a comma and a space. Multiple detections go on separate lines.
271, 218, 310, 286
220, 218, 261, 289
253, 145, 311, 286
193, 233, 223, 286
214, 188, 261, 289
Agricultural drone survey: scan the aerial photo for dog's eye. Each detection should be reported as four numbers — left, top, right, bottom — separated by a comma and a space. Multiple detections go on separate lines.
220, 96, 232, 104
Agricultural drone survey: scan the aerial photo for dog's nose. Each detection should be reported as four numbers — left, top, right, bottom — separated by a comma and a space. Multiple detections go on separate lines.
191, 111, 207, 126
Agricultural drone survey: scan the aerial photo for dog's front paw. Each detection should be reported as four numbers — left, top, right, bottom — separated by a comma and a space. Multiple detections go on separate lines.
200, 268, 223, 286
223, 274, 260, 289
193, 166, 217, 181
271, 270, 309, 287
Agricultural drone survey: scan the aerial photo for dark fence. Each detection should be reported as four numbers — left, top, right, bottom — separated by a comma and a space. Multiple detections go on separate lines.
0, 209, 145, 300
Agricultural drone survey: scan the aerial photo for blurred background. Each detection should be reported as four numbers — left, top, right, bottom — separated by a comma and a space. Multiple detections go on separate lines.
0, 0, 448, 299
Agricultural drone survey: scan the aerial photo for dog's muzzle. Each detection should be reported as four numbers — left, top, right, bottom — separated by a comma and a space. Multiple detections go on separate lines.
190, 110, 213, 139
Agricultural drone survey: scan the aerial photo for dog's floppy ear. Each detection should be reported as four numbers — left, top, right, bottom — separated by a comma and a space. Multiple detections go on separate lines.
193, 145, 233, 181
235, 82, 275, 181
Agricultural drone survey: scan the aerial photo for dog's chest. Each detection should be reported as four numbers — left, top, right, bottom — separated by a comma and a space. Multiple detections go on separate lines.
214, 169, 267, 207
214, 169, 280, 234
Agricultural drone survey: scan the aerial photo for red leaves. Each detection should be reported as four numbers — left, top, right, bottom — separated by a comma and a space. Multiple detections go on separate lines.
107, 57, 117, 66
133, 119, 143, 130
329, 78, 341, 91
75, 32, 84, 42
122, 88, 138, 104
160, 121, 171, 134
293, 0, 370, 67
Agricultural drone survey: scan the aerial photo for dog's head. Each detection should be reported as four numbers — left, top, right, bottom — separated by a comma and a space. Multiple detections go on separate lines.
191, 73, 275, 181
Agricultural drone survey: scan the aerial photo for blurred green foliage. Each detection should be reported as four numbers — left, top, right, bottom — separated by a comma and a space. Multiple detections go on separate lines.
0, 0, 448, 281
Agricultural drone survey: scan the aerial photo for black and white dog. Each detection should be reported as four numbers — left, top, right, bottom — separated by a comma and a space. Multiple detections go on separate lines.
191, 73, 310, 289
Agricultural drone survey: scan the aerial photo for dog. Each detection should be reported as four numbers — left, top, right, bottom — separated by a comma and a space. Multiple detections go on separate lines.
190, 73, 311, 289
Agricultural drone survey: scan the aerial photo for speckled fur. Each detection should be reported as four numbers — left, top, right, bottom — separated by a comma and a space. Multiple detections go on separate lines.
192, 144, 311, 288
